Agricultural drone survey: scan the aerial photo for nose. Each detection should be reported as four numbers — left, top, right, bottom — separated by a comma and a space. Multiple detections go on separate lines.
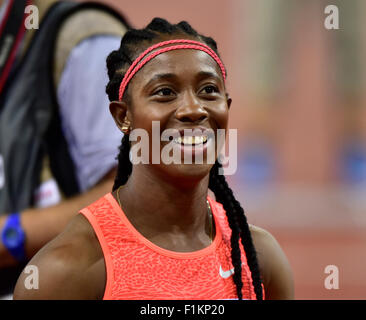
175, 92, 208, 123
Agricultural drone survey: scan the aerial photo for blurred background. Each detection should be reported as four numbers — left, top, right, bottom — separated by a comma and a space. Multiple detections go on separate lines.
81, 0, 366, 299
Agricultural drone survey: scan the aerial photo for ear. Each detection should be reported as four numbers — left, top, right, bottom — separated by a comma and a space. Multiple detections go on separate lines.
226, 93, 232, 109
109, 101, 130, 129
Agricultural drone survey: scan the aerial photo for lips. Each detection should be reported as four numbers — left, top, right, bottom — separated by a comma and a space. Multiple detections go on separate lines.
170, 127, 212, 146
173, 135, 208, 146
167, 127, 215, 162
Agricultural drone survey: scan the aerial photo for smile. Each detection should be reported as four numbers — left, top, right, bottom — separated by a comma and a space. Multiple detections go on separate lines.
173, 135, 208, 146
128, 122, 238, 174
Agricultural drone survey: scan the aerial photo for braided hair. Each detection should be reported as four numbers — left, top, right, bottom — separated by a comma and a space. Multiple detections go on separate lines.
105, 18, 263, 300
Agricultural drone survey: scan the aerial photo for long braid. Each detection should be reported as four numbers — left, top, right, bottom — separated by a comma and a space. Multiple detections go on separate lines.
237, 208, 264, 299
209, 161, 263, 299
106, 17, 262, 300
112, 134, 132, 191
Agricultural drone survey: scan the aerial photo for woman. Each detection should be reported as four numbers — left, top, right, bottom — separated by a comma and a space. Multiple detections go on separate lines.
14, 18, 294, 300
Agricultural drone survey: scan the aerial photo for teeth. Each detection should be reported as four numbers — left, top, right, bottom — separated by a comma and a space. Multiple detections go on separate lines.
174, 136, 208, 145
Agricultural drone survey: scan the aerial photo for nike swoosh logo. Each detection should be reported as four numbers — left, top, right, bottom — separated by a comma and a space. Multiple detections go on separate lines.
219, 263, 245, 279
219, 265, 235, 279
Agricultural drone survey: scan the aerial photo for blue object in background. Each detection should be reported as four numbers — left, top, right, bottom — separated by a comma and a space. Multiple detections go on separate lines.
237, 140, 275, 186
341, 141, 366, 184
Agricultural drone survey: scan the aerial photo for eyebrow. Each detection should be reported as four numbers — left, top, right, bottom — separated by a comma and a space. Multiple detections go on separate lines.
144, 73, 177, 88
196, 71, 222, 82
144, 70, 222, 86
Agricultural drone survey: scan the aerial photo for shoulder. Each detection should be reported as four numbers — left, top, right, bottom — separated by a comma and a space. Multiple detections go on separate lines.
13, 214, 105, 300
249, 224, 294, 300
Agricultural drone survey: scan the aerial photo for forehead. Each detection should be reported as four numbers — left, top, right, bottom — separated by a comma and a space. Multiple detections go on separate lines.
133, 49, 223, 85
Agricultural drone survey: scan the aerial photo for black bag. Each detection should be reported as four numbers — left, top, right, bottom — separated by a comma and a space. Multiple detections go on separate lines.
0, 1, 129, 214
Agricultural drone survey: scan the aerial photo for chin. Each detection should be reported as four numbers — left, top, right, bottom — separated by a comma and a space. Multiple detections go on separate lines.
157, 162, 213, 186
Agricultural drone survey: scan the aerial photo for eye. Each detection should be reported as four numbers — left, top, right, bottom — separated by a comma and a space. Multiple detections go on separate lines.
201, 85, 218, 94
155, 88, 175, 96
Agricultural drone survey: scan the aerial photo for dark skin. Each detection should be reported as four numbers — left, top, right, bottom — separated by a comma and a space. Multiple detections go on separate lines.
14, 43, 294, 300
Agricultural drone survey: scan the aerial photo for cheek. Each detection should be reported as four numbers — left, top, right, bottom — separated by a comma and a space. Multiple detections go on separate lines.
131, 105, 172, 132
210, 102, 229, 129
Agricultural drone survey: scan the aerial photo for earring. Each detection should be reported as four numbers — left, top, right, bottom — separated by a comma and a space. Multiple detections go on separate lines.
120, 118, 131, 134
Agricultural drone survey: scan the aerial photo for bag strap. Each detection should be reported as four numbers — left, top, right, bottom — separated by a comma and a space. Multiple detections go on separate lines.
0, 0, 29, 95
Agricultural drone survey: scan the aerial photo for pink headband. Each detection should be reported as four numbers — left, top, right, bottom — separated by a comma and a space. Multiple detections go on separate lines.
118, 39, 226, 101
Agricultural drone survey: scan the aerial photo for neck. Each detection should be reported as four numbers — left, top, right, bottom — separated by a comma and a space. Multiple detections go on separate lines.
117, 165, 212, 242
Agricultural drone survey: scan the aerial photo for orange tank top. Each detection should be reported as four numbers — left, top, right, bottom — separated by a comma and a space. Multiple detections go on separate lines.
80, 193, 262, 300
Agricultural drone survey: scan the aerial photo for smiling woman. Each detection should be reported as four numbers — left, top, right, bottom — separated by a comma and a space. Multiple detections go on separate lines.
13, 18, 294, 300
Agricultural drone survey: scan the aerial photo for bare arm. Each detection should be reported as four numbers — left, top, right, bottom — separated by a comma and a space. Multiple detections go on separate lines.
250, 225, 295, 300
0, 171, 114, 268
13, 214, 105, 300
